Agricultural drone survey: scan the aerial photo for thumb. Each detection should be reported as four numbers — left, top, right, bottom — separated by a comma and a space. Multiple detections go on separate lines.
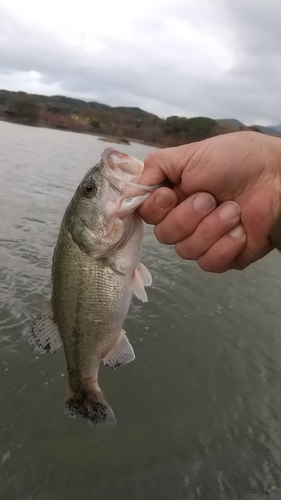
140, 143, 197, 186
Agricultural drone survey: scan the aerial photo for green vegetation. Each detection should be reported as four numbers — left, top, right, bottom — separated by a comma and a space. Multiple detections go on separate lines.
248, 125, 263, 133
8, 99, 40, 124
0, 88, 279, 146
164, 116, 218, 141
90, 119, 100, 129
47, 105, 64, 114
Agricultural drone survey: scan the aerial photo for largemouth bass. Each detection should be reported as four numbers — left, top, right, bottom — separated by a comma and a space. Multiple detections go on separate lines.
28, 148, 160, 427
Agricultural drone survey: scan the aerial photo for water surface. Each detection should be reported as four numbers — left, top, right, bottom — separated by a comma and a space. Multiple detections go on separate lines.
1, 121, 281, 499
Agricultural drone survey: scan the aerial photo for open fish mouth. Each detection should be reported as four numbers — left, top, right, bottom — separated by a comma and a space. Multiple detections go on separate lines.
101, 148, 144, 183
99, 147, 172, 198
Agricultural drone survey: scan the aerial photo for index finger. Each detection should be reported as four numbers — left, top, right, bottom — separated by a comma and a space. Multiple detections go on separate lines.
140, 145, 190, 186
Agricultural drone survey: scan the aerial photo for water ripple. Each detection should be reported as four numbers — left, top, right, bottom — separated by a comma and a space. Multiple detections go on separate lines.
1, 120, 281, 500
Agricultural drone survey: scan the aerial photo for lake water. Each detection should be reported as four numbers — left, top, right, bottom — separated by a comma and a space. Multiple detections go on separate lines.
1, 120, 281, 500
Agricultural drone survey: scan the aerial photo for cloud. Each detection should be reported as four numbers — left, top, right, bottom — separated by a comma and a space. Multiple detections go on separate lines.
0, 0, 281, 125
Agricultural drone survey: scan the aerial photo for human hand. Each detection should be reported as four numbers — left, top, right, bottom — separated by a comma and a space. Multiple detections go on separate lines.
139, 132, 281, 272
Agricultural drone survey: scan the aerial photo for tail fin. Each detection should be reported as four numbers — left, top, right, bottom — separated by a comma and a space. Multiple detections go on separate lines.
65, 391, 116, 428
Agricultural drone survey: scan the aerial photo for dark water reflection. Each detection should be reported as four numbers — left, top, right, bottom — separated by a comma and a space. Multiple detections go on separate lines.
1, 121, 281, 499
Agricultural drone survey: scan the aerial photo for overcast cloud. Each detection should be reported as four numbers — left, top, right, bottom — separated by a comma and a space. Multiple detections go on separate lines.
1, 0, 281, 125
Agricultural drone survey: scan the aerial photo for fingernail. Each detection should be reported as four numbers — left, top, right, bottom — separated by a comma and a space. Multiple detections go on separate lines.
192, 193, 216, 213
229, 224, 245, 238
155, 190, 175, 209
219, 201, 241, 221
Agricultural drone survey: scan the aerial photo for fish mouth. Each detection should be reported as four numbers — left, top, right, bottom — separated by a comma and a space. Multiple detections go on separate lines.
99, 147, 170, 197
101, 147, 144, 183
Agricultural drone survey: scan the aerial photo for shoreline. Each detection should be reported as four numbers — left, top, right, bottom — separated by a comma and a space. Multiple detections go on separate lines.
0, 116, 163, 149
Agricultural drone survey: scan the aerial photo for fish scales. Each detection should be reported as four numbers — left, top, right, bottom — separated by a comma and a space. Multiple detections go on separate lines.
52, 216, 141, 379
28, 148, 160, 427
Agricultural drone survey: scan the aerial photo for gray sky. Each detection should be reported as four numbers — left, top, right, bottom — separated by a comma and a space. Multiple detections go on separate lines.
0, 0, 281, 125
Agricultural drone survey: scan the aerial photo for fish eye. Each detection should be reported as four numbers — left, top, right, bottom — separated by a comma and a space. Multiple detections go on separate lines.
82, 180, 96, 197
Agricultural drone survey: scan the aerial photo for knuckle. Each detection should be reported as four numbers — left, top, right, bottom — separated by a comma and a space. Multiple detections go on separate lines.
145, 150, 159, 167
175, 242, 193, 260
175, 247, 187, 260
139, 195, 160, 223
171, 218, 189, 237
198, 258, 228, 273
200, 224, 215, 241
154, 225, 170, 244
234, 256, 249, 270
138, 205, 152, 223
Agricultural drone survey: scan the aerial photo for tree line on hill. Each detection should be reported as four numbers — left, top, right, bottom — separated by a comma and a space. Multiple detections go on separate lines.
0, 89, 277, 147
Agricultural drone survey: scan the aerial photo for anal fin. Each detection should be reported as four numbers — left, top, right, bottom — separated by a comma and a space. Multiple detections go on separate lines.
103, 330, 135, 369
28, 303, 62, 354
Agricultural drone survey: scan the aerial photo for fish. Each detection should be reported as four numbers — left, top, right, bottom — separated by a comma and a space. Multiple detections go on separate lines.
28, 147, 161, 428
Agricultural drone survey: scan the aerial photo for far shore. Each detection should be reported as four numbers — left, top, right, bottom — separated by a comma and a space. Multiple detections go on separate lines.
0, 116, 163, 149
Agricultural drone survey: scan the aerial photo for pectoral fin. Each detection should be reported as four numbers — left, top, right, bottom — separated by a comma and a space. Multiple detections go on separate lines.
137, 262, 152, 286
28, 303, 62, 354
131, 263, 152, 302
103, 330, 135, 369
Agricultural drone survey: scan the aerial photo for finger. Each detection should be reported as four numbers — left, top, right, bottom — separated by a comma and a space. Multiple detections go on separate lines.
138, 188, 178, 225
197, 225, 247, 273
140, 144, 194, 186
175, 201, 241, 259
154, 192, 217, 245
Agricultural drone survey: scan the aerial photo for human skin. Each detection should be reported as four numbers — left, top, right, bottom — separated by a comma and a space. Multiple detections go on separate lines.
139, 132, 281, 273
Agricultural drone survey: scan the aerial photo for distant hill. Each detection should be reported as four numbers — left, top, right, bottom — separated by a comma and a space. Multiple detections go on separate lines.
1, 89, 281, 146
217, 118, 281, 138
0, 89, 157, 121
253, 124, 281, 137
269, 124, 281, 133
216, 118, 246, 129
